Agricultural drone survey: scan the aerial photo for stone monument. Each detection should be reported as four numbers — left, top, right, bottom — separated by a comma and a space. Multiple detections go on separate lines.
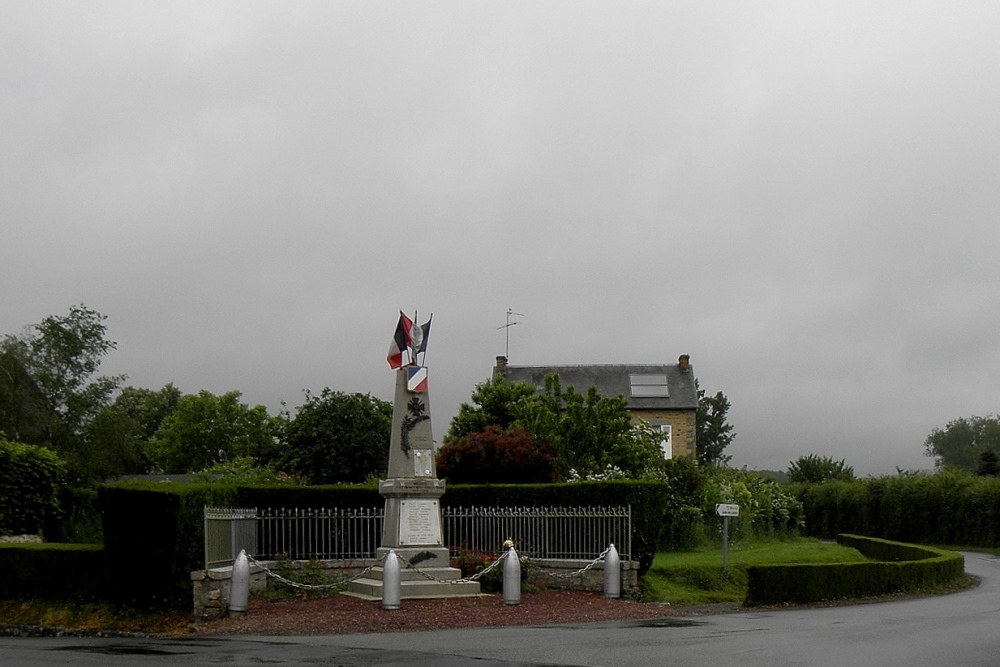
345, 314, 480, 600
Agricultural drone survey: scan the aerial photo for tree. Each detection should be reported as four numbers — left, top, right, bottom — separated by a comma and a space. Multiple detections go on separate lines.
695, 384, 735, 467
0, 437, 65, 536
975, 450, 1000, 477
146, 390, 282, 474
787, 454, 856, 483
436, 426, 557, 484
0, 305, 124, 483
279, 388, 392, 484
84, 384, 181, 480
445, 376, 539, 442
445, 373, 667, 480
924, 415, 1000, 472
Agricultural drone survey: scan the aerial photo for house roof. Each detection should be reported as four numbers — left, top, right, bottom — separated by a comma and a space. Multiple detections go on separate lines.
496, 360, 698, 411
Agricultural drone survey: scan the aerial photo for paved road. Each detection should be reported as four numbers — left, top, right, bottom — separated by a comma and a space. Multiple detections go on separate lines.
3, 552, 999, 666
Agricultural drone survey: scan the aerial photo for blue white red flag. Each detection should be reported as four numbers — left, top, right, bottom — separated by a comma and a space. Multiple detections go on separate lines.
407, 366, 428, 392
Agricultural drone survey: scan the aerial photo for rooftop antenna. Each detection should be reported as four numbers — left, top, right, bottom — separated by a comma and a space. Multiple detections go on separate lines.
497, 308, 524, 359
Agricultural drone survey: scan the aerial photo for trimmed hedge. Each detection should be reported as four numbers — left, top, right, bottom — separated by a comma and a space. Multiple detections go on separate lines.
99, 481, 385, 609
100, 482, 239, 609
794, 473, 1000, 547
744, 534, 964, 606
44, 487, 103, 544
0, 543, 105, 601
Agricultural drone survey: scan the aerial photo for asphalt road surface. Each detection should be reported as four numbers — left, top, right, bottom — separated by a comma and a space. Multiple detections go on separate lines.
3, 551, 998, 666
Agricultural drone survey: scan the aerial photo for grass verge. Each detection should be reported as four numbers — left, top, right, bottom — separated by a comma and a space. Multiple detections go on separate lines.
0, 600, 191, 636
643, 537, 869, 605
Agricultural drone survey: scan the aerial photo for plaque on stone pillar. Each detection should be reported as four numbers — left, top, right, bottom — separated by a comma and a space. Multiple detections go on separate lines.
398, 499, 442, 545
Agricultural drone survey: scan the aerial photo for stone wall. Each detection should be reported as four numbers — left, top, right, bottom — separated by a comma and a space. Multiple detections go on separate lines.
526, 558, 639, 593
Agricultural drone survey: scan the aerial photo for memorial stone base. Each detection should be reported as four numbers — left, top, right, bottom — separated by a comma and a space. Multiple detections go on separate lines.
343, 477, 481, 600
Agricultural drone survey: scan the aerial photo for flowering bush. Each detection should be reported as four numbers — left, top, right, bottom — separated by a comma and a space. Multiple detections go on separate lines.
702, 468, 804, 540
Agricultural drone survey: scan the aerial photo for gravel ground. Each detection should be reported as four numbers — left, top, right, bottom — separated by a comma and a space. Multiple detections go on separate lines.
192, 590, 691, 636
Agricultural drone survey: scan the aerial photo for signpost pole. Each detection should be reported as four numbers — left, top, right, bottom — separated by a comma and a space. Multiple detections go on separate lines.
715, 504, 739, 573
722, 516, 729, 573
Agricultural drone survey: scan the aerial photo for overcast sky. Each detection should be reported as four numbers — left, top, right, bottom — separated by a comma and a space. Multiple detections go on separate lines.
4, 2, 999, 476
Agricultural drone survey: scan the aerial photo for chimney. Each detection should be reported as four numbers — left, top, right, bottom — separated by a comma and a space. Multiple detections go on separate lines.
678, 354, 690, 372
495, 355, 508, 376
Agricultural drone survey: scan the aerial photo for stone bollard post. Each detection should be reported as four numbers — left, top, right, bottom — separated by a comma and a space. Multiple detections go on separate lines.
382, 550, 401, 610
229, 549, 250, 615
503, 546, 521, 605
603, 543, 621, 599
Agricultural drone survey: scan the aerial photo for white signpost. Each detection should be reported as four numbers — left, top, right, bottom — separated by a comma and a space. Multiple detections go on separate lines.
716, 504, 740, 572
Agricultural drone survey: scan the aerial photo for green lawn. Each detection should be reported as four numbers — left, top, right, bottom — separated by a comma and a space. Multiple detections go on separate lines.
643, 537, 869, 605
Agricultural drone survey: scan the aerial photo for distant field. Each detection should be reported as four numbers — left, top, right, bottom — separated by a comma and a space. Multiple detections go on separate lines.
644, 537, 869, 605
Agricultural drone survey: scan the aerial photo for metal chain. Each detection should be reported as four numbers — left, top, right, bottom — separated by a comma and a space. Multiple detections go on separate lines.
245, 545, 613, 590
524, 545, 612, 579
397, 551, 510, 584
245, 553, 387, 591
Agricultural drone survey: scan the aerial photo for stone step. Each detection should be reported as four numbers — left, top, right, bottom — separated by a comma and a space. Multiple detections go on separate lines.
344, 576, 482, 600
361, 566, 467, 583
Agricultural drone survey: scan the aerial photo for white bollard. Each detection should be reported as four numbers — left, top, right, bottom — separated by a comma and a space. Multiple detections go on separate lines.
603, 543, 621, 599
503, 546, 521, 605
382, 550, 401, 610
229, 549, 250, 615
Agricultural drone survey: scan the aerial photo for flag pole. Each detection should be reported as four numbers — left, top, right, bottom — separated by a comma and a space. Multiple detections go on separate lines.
422, 313, 431, 367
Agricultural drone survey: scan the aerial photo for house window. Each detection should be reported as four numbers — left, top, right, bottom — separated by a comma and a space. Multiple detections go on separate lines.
658, 424, 672, 459
629, 374, 669, 397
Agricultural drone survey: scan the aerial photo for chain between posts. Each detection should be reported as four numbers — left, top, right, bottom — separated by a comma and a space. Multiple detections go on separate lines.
525, 545, 613, 579
399, 545, 614, 583
397, 551, 510, 584
245, 545, 615, 591
245, 553, 388, 591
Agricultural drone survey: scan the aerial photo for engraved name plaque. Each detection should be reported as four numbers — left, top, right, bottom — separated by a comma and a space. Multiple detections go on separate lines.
398, 499, 441, 545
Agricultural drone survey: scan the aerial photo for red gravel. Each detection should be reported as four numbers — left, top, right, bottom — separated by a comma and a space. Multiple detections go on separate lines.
193, 590, 684, 636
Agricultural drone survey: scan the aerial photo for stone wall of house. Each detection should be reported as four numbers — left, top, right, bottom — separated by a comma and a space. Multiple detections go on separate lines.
632, 409, 697, 458
191, 557, 639, 619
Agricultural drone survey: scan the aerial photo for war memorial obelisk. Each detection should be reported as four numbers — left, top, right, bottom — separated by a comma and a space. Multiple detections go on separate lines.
345, 313, 480, 600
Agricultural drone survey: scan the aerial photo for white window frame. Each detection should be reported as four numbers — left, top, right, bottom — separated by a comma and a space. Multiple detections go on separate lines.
657, 424, 672, 459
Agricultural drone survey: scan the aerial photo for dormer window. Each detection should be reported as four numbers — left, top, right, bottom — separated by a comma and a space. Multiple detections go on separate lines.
629, 374, 669, 397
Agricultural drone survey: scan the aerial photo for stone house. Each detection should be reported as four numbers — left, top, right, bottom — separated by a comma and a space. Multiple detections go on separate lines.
492, 354, 698, 459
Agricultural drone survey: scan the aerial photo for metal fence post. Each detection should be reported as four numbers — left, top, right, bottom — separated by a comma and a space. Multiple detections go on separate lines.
603, 543, 620, 599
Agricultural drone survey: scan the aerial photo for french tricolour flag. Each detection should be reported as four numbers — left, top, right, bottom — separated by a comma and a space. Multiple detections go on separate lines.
407, 366, 428, 393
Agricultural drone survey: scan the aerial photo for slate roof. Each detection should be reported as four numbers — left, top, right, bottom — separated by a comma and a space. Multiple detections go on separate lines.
497, 362, 698, 411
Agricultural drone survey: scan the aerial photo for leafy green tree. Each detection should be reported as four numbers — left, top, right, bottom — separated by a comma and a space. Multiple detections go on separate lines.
436, 426, 557, 484
445, 376, 539, 442
0, 337, 46, 443
446, 373, 667, 480
279, 388, 392, 484
924, 415, 1000, 472
787, 454, 856, 483
195, 455, 296, 485
975, 449, 1000, 477
0, 305, 124, 483
84, 384, 181, 480
0, 437, 66, 536
695, 384, 735, 467
146, 390, 282, 474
